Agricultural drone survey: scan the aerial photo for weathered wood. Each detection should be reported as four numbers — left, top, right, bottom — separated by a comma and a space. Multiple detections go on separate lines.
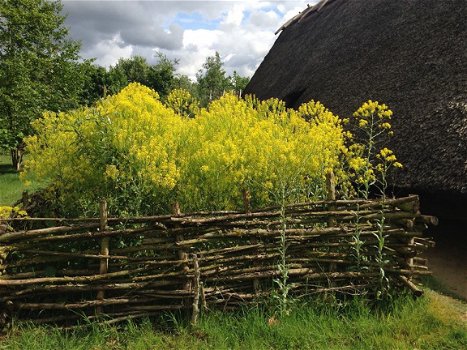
191, 254, 200, 325
0, 195, 434, 327
0, 223, 100, 243
16, 297, 183, 310
326, 171, 337, 274
0, 269, 133, 286
97, 199, 109, 314
173, 202, 192, 311
398, 276, 423, 297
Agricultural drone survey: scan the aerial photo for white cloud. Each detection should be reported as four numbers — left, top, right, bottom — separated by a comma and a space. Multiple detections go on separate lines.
63, 1, 316, 79
86, 34, 133, 67
249, 10, 280, 28
221, 3, 245, 27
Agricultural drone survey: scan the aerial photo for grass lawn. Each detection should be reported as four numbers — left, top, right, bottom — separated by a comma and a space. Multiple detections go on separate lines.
0, 153, 25, 205
0, 291, 465, 350
0, 153, 43, 206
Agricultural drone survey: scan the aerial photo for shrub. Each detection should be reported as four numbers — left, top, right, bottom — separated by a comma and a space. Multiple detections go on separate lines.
22, 84, 347, 216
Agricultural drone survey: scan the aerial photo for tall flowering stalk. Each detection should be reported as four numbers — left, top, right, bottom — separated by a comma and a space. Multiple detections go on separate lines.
346, 101, 403, 300
346, 100, 399, 199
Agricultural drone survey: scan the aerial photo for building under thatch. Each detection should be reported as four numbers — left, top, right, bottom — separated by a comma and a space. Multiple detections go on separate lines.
245, 0, 466, 217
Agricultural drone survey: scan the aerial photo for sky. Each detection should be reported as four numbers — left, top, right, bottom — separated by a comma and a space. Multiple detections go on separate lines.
62, 1, 318, 79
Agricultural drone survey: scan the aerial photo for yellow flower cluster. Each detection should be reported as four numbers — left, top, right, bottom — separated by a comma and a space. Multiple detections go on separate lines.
23, 84, 404, 214
22, 83, 346, 214
377, 148, 403, 169
345, 100, 403, 198
23, 83, 183, 214
353, 100, 393, 120
176, 95, 346, 209
165, 88, 200, 118
0, 206, 27, 220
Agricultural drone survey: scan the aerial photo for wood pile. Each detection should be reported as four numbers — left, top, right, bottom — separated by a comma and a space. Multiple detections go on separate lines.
0, 195, 435, 328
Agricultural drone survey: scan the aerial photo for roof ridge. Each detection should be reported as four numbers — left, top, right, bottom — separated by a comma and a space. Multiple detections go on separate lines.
275, 0, 336, 35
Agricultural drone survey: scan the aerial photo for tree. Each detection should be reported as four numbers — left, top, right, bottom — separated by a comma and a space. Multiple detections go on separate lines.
106, 53, 178, 100
229, 71, 250, 97
196, 52, 230, 106
148, 52, 178, 100
173, 74, 196, 95
111, 55, 150, 86
78, 61, 107, 106
0, 0, 84, 169
106, 64, 128, 95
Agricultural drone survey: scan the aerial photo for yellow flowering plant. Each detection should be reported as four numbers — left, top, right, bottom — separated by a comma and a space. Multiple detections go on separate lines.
346, 100, 401, 199
165, 88, 200, 118
23, 83, 184, 216
376, 147, 403, 197
344, 100, 404, 300
0, 206, 27, 220
177, 94, 346, 210
22, 84, 347, 216
0, 206, 26, 235
23, 83, 403, 217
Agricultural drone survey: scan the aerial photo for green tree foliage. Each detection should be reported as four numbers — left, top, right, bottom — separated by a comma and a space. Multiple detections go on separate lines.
196, 52, 250, 105
173, 74, 195, 93
148, 52, 178, 100
230, 70, 250, 96
105, 53, 178, 100
196, 52, 231, 105
111, 55, 149, 86
0, 0, 84, 169
78, 52, 248, 108
80, 61, 128, 105
79, 61, 109, 106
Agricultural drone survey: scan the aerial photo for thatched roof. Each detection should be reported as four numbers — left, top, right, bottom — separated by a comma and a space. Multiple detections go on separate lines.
245, 0, 467, 195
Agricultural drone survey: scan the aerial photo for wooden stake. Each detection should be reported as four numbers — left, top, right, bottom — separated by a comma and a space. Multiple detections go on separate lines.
242, 188, 251, 214
200, 281, 208, 311
173, 202, 192, 307
191, 254, 201, 325
326, 170, 337, 273
326, 171, 336, 202
243, 188, 261, 295
96, 199, 109, 314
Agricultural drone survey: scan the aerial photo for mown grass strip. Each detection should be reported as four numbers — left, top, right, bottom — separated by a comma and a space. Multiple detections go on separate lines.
0, 291, 465, 350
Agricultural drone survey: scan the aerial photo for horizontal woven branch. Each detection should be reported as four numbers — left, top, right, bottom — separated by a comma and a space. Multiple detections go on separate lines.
0, 196, 435, 328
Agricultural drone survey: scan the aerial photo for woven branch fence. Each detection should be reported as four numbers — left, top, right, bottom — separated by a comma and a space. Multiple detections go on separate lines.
0, 195, 436, 328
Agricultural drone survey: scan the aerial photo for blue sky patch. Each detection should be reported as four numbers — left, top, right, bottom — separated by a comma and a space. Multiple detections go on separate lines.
174, 12, 221, 30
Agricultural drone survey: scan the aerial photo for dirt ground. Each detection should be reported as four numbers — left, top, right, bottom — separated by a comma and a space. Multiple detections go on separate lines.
424, 220, 467, 300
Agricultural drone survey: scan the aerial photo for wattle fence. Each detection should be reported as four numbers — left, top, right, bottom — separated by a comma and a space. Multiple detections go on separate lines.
0, 195, 436, 328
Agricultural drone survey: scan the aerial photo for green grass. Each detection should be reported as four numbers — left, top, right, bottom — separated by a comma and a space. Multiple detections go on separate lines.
0, 153, 42, 206
1, 291, 465, 350
0, 153, 24, 205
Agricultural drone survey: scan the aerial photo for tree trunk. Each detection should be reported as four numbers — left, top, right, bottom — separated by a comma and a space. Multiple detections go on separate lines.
10, 145, 24, 172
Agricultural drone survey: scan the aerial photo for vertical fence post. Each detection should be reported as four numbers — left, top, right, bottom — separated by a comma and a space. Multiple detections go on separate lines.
0, 221, 7, 277
96, 199, 109, 315
242, 189, 251, 215
406, 196, 419, 283
326, 171, 337, 273
243, 189, 260, 295
200, 282, 207, 312
173, 202, 191, 308
191, 253, 201, 325
325, 171, 336, 210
